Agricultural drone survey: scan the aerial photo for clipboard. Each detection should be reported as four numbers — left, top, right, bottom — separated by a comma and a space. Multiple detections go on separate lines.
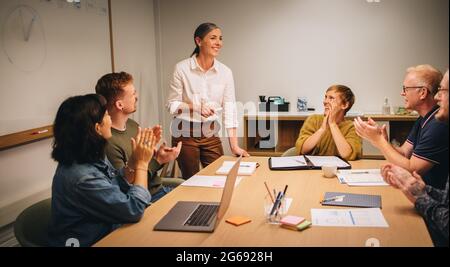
268, 155, 351, 171
320, 192, 382, 208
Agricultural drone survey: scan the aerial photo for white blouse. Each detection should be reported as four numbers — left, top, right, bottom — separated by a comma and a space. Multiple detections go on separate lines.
166, 56, 238, 129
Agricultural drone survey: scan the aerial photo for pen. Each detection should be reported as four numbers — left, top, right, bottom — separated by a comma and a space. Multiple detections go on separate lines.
31, 129, 49, 135
264, 182, 275, 203
240, 164, 253, 167
351, 171, 370, 174
270, 192, 282, 216
321, 195, 345, 203
282, 185, 288, 196
275, 185, 289, 216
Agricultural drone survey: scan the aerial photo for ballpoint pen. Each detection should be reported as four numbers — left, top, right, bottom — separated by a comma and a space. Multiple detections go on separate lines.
275, 185, 289, 216
321, 195, 345, 203
270, 192, 283, 216
350, 171, 370, 174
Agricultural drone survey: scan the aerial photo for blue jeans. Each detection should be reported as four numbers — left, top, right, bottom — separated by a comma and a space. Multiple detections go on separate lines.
151, 186, 173, 203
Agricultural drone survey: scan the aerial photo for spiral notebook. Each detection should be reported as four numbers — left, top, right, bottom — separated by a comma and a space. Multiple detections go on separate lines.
321, 192, 382, 208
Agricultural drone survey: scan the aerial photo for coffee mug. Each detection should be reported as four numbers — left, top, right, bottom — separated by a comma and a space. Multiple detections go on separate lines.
322, 165, 337, 178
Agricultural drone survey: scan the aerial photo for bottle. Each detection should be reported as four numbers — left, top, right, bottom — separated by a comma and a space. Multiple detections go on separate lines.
382, 97, 390, 115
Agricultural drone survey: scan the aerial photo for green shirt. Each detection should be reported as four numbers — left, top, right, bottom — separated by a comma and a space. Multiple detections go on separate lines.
105, 119, 163, 195
295, 114, 362, 161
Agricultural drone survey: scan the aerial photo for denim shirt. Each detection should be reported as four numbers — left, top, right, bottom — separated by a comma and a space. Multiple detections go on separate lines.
48, 157, 151, 247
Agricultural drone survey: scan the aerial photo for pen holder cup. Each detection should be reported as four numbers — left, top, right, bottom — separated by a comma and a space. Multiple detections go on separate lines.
264, 194, 287, 224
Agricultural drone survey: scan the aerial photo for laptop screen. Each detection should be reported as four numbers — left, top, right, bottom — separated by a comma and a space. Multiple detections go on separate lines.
216, 155, 242, 222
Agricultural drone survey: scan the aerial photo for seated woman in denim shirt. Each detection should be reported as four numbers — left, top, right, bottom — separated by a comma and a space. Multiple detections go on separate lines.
48, 94, 156, 247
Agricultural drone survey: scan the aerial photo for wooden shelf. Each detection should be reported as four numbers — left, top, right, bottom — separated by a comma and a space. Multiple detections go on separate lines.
243, 113, 417, 158
0, 125, 53, 151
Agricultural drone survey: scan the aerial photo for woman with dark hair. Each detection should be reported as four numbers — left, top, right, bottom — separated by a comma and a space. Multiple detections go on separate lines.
167, 22, 249, 179
48, 94, 156, 247
295, 85, 362, 161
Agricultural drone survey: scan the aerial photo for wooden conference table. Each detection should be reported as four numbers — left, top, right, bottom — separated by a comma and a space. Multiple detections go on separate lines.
95, 156, 433, 247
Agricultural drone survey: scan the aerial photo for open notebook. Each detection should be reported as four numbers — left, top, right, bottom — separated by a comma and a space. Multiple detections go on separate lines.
269, 155, 351, 170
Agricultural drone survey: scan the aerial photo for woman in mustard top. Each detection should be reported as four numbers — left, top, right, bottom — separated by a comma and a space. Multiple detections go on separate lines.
295, 85, 362, 161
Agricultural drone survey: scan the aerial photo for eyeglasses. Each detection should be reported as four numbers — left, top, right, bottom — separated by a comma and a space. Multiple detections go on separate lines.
402, 86, 425, 94
437, 86, 449, 95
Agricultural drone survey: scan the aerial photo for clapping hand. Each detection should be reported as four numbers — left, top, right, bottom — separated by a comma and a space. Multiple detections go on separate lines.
354, 117, 386, 146
130, 127, 156, 168
381, 164, 426, 203
200, 99, 215, 118
155, 141, 182, 164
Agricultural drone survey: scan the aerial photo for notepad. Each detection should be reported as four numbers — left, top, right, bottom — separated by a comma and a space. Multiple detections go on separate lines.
321, 192, 382, 208
280, 215, 305, 231
216, 161, 258, 175
337, 169, 388, 186
269, 156, 307, 169
226, 216, 252, 226
269, 155, 351, 170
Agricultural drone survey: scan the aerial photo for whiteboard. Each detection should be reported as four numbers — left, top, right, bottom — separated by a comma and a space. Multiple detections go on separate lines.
0, 0, 111, 135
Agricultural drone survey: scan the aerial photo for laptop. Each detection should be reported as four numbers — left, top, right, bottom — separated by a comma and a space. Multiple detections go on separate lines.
154, 156, 242, 233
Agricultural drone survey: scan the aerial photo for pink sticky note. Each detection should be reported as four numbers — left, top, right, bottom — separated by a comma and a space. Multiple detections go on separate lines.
280, 215, 305, 226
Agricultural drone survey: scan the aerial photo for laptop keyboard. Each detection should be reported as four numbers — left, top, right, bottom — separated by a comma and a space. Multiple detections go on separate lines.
185, 204, 219, 227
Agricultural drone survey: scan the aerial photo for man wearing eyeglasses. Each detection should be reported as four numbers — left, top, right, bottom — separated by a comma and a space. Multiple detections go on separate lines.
381, 69, 449, 247
355, 65, 448, 190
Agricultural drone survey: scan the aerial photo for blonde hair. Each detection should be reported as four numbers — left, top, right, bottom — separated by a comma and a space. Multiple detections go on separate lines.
326, 85, 355, 114
406, 64, 443, 95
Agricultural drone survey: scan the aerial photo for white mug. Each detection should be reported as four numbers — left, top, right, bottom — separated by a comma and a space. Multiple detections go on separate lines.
322, 165, 337, 178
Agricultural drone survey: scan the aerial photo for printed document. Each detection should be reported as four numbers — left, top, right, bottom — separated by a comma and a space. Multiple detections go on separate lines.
337, 169, 388, 186
305, 156, 350, 168
270, 156, 307, 168
311, 208, 389, 227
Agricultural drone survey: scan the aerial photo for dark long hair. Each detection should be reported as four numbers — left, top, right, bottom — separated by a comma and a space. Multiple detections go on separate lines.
191, 22, 220, 57
52, 94, 108, 165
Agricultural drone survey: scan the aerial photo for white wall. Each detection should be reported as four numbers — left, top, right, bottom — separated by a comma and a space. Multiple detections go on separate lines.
110, 0, 159, 127
0, 0, 159, 228
155, 0, 449, 145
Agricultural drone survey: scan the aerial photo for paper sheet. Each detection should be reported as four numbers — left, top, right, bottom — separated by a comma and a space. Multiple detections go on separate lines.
337, 169, 388, 186
216, 161, 258, 175
311, 208, 389, 227
181, 175, 243, 188
305, 156, 350, 168
270, 156, 307, 168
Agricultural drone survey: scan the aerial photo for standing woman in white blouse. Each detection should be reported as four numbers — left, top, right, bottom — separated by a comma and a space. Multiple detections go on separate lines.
167, 22, 249, 179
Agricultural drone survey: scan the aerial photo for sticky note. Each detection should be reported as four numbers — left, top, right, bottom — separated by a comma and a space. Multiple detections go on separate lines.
297, 220, 312, 231
280, 215, 305, 226
226, 216, 252, 226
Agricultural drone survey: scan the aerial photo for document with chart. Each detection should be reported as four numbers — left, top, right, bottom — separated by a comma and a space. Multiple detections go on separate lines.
337, 169, 388, 186
311, 208, 389, 227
